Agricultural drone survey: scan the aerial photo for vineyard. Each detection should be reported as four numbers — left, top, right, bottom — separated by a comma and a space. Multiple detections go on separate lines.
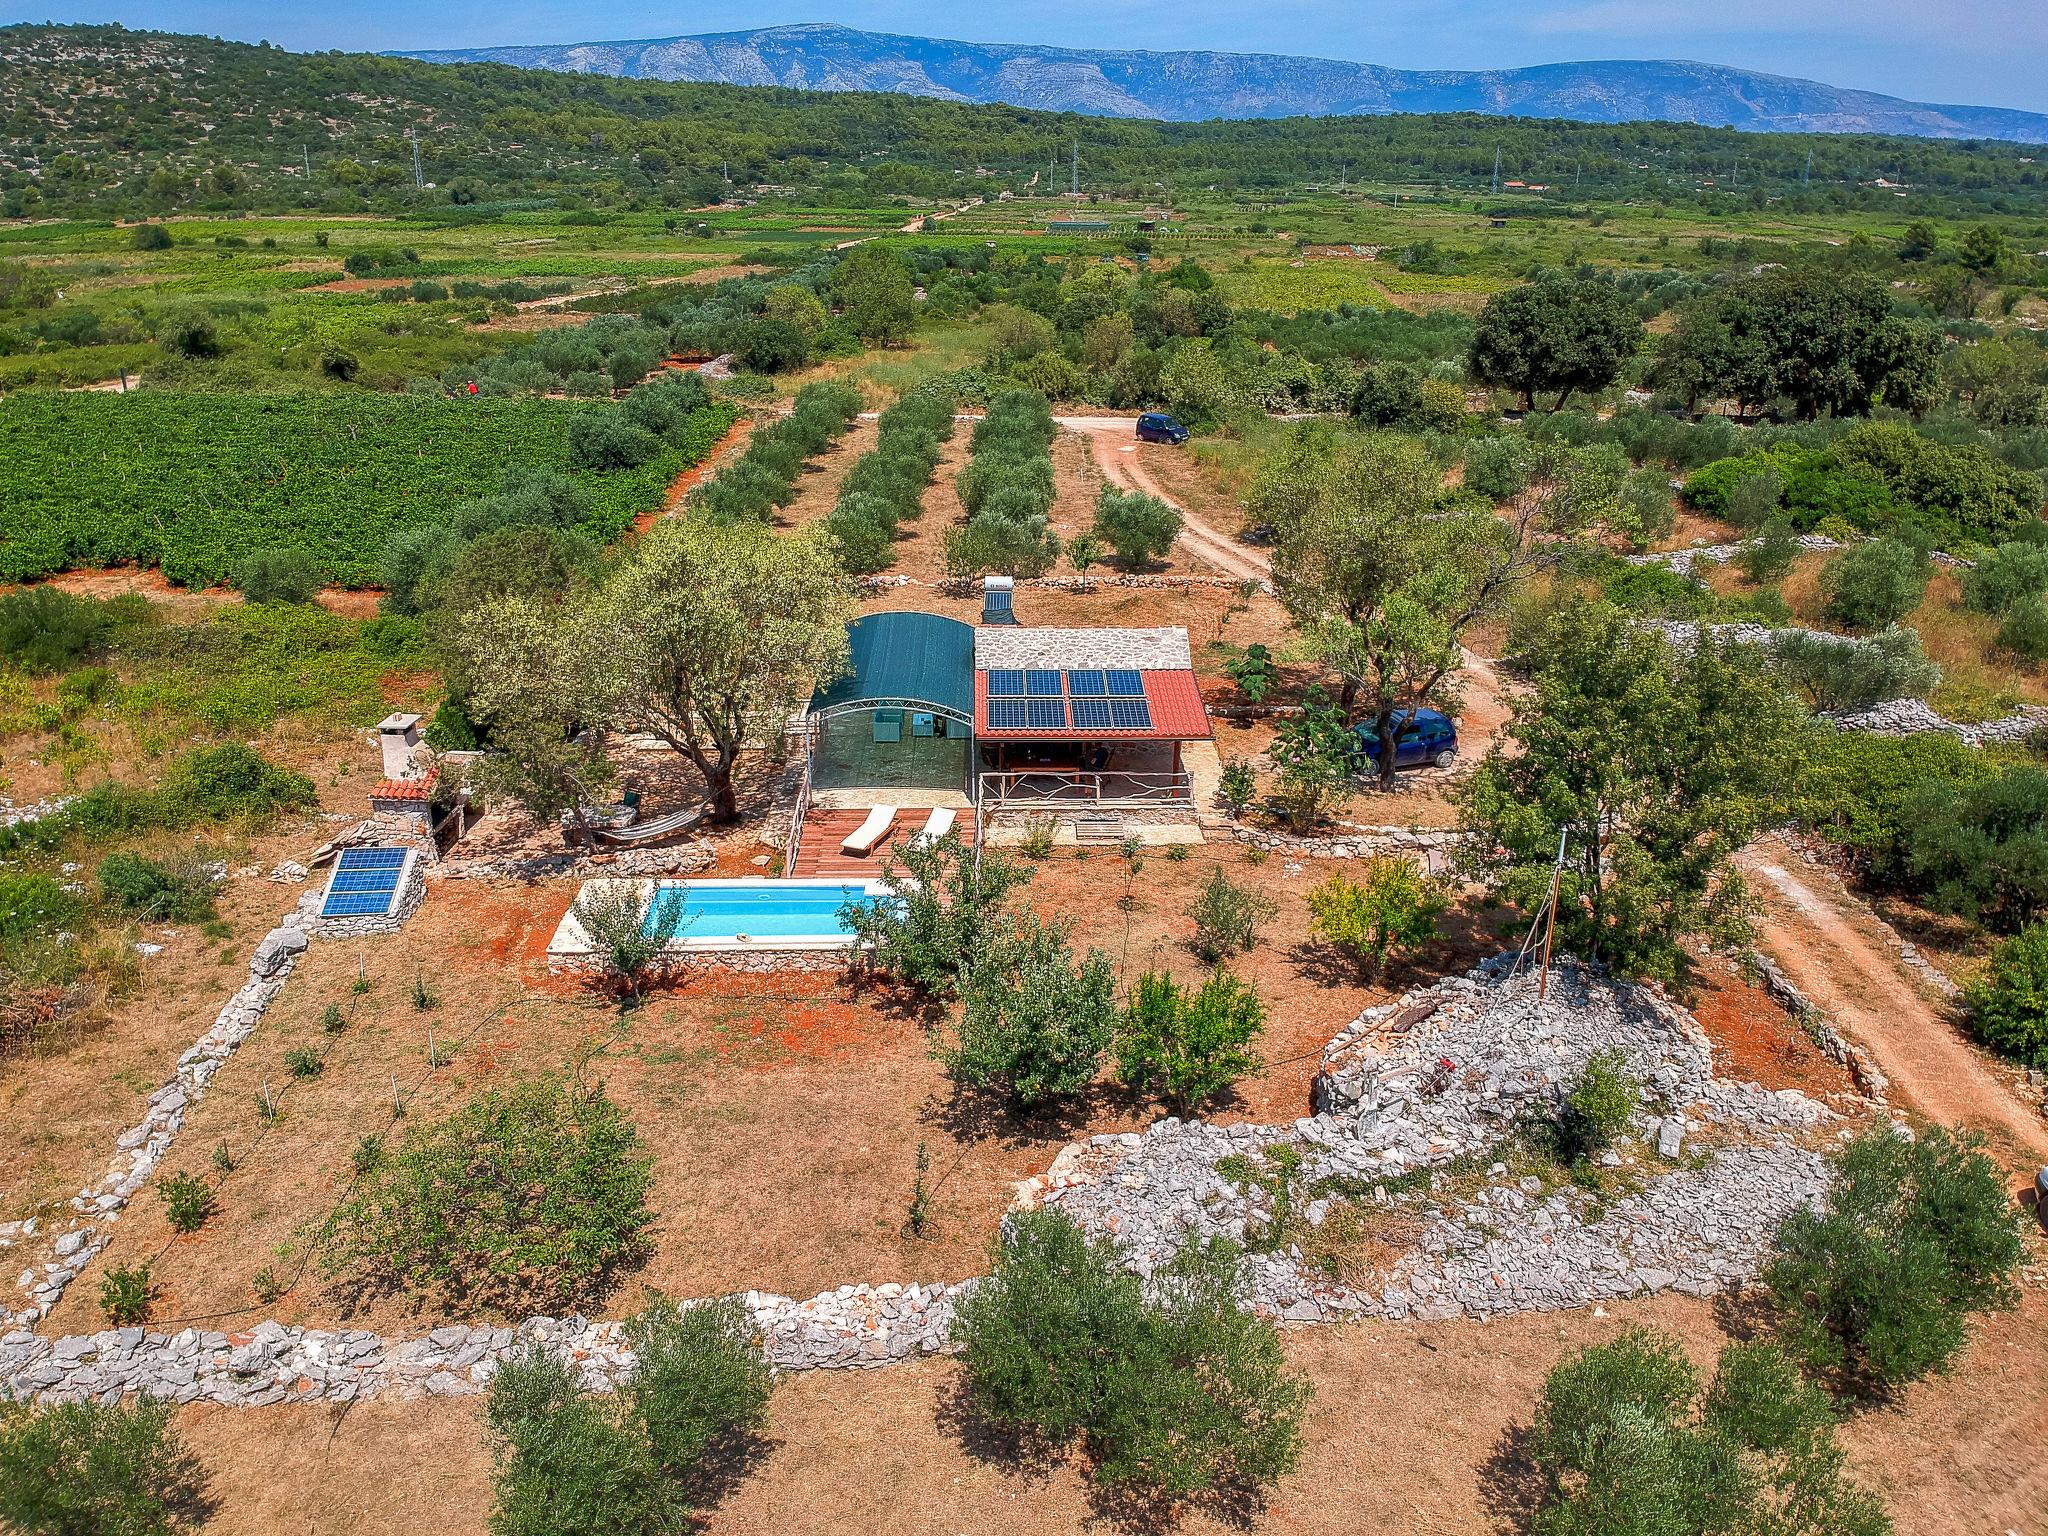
0, 392, 703, 587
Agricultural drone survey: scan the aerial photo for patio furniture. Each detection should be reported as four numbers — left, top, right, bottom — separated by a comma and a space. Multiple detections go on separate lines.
910, 807, 957, 848
841, 805, 897, 855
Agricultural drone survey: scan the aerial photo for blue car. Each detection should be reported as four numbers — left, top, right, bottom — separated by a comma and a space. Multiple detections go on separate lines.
1135, 411, 1189, 445
1352, 708, 1459, 770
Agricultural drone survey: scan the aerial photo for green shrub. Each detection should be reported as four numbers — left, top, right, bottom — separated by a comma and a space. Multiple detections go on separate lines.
1092, 485, 1182, 568
1997, 596, 2048, 662
96, 851, 217, 922
1115, 969, 1266, 1112
0, 587, 137, 673
1725, 465, 1785, 530
1737, 517, 1800, 583
1820, 539, 1928, 631
1763, 1125, 2024, 1397
841, 832, 1033, 998
284, 1044, 323, 1078
1523, 1329, 1889, 1536
1963, 921, 2048, 1065
319, 1073, 655, 1313
98, 1262, 152, 1325
1902, 763, 2048, 931
1790, 730, 1994, 878
1767, 626, 1939, 712
1218, 760, 1256, 817
1186, 865, 1279, 962
1306, 858, 1448, 976
159, 1171, 213, 1233
0, 872, 81, 940
569, 881, 663, 998
485, 1294, 772, 1536
1224, 642, 1276, 703
0, 1398, 208, 1536
952, 1209, 1309, 1498
1556, 1048, 1638, 1162
1962, 540, 2048, 615
234, 547, 322, 604
944, 912, 1116, 1108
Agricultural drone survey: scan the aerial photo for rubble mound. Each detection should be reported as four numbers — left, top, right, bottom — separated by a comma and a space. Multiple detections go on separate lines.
1022, 956, 1840, 1324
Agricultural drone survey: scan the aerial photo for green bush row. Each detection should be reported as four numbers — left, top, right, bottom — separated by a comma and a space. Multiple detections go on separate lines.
822, 384, 956, 574
693, 380, 861, 523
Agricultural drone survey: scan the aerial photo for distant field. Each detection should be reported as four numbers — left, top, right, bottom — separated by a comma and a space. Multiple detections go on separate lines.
0, 392, 697, 586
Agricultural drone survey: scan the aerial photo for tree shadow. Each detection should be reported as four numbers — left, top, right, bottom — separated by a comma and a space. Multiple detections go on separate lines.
932, 1377, 1270, 1535
923, 1078, 1121, 1150
678, 1425, 782, 1509
1709, 1285, 1779, 1344
1476, 1422, 1545, 1536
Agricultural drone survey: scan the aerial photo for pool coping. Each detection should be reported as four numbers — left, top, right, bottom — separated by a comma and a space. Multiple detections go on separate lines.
547, 876, 890, 964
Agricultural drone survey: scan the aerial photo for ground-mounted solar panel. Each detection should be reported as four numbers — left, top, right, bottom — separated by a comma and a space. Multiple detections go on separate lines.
987, 697, 1030, 729
1026, 697, 1068, 730
319, 846, 412, 919
1105, 669, 1145, 696
1068, 697, 1113, 730
1025, 669, 1063, 696
1108, 698, 1154, 730
987, 669, 1025, 697
1065, 670, 1106, 696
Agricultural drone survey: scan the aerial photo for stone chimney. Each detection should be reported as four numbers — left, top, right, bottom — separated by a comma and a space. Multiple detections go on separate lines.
377, 713, 424, 781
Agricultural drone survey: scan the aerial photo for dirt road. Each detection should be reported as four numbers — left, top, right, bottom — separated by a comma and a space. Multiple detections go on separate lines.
1059, 415, 1273, 585
1737, 846, 2048, 1166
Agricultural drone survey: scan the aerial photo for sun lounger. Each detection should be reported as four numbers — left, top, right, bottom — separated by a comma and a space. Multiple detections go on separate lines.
910, 807, 957, 848
589, 806, 705, 848
841, 805, 897, 856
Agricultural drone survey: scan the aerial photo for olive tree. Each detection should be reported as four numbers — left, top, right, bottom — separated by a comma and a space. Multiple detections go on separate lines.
1467, 272, 1644, 412
584, 520, 853, 821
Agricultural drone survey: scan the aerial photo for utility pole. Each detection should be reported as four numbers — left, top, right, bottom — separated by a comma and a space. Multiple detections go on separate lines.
1070, 139, 1079, 197
1491, 146, 1501, 195
1802, 148, 1812, 188
302, 144, 310, 179
408, 128, 422, 189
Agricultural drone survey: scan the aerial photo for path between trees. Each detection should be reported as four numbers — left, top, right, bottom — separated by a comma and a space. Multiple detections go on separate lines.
1735, 846, 2048, 1168
1060, 416, 1273, 585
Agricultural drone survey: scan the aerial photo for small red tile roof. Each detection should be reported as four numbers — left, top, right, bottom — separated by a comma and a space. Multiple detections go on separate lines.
973, 669, 1211, 741
370, 767, 439, 802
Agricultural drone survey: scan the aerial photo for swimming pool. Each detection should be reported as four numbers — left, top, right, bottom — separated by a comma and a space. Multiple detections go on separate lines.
640, 878, 890, 947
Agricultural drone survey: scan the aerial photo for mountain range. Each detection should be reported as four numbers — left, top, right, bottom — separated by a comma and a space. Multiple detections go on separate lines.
401, 23, 2048, 143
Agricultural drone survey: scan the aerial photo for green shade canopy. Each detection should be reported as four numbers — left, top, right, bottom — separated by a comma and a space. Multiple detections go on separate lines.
810, 611, 975, 723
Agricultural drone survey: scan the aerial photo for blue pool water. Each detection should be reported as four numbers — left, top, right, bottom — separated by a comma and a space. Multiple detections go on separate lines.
642, 882, 881, 942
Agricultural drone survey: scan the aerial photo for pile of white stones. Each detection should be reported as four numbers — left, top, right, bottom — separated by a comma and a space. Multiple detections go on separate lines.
1021, 957, 1839, 1325
1625, 534, 1844, 576
0, 1282, 974, 1406
1823, 696, 2048, 746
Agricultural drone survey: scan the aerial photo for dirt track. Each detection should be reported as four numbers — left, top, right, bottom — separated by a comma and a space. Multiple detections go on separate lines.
1738, 846, 2048, 1168
1061, 416, 1273, 585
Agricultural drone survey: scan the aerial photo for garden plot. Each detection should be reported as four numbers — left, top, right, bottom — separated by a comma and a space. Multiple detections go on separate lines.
1026, 956, 1849, 1325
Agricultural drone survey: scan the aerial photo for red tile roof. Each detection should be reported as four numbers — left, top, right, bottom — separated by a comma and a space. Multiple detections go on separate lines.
370, 767, 439, 802
973, 669, 1211, 741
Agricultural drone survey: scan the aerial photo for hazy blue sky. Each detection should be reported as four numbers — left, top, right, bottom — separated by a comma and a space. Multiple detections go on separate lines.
7, 1, 2046, 112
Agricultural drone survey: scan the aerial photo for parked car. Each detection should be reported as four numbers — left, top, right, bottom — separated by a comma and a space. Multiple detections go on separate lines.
1135, 411, 1189, 445
1352, 707, 1458, 770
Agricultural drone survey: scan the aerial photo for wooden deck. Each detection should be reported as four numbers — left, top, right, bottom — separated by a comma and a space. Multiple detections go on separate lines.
788, 806, 975, 878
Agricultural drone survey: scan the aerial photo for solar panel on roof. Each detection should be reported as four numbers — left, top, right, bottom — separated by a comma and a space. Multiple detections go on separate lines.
987, 669, 1025, 697
1066, 670, 1106, 696
1026, 698, 1067, 730
1109, 698, 1154, 730
1106, 669, 1145, 697
1025, 669, 1063, 696
987, 697, 1030, 729
320, 847, 410, 920
1069, 697, 1113, 730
